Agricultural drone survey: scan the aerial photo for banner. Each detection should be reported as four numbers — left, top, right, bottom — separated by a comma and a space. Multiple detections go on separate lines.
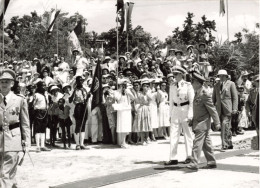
220, 0, 225, 16
116, 0, 125, 34
90, 59, 103, 110
67, 30, 82, 55
0, 0, 10, 24
126, 2, 134, 33
47, 9, 60, 33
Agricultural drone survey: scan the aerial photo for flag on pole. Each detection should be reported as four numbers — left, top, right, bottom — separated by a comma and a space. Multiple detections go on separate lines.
126, 2, 134, 33
47, 9, 60, 33
116, 0, 125, 34
90, 59, 103, 110
219, 0, 225, 16
74, 19, 84, 36
0, 0, 10, 24
67, 30, 82, 56
116, 0, 124, 13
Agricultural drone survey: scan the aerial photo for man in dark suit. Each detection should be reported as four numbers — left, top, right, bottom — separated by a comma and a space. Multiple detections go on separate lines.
0, 69, 30, 188
186, 72, 220, 171
212, 69, 238, 150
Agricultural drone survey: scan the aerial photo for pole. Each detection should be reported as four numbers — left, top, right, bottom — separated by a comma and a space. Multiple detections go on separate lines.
2, 3, 4, 62
226, 0, 229, 42
116, 13, 119, 89
56, 5, 58, 57
126, 32, 128, 52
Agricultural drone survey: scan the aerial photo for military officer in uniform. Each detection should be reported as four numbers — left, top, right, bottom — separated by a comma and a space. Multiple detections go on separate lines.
0, 69, 30, 188
165, 66, 194, 165
186, 72, 220, 171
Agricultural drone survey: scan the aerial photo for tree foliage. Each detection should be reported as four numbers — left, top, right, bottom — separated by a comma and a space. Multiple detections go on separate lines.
166, 12, 216, 47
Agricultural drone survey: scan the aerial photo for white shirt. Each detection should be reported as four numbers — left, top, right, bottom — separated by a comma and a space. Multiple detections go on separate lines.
33, 93, 48, 110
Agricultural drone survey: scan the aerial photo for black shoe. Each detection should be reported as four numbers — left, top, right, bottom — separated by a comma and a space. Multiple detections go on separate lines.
232, 132, 237, 136
164, 160, 178, 165
201, 164, 217, 169
221, 146, 228, 150
80, 145, 88, 150
227, 145, 233, 149
41, 147, 51, 151
76, 145, 81, 150
184, 158, 192, 164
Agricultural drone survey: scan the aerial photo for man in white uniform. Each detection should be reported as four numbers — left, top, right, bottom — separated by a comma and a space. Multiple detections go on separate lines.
165, 66, 194, 165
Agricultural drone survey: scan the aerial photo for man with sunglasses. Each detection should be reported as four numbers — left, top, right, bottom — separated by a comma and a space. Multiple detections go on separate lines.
165, 66, 194, 165
212, 69, 238, 150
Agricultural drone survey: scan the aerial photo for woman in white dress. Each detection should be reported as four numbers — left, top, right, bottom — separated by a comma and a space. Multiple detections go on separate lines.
135, 80, 153, 145
158, 81, 170, 138
149, 81, 159, 141
114, 81, 132, 148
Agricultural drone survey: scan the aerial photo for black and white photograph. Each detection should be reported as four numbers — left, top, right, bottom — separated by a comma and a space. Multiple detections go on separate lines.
0, 0, 259, 187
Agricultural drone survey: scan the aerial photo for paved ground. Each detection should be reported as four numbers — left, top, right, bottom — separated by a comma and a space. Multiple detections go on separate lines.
16, 130, 258, 188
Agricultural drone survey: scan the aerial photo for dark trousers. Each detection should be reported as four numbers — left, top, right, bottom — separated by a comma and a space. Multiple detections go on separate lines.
59, 118, 71, 146
50, 115, 59, 146
220, 115, 233, 148
231, 113, 239, 133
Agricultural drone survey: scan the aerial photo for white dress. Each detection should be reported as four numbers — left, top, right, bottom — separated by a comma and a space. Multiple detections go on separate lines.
158, 90, 170, 127
150, 92, 159, 129
115, 92, 132, 133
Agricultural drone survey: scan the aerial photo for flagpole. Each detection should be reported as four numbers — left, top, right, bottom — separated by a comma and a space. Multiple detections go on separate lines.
56, 5, 58, 57
226, 0, 229, 42
116, 13, 119, 89
126, 32, 128, 52
2, 0, 4, 62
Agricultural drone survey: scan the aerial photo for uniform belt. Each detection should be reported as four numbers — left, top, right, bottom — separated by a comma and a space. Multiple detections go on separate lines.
173, 101, 189, 107
0, 122, 20, 131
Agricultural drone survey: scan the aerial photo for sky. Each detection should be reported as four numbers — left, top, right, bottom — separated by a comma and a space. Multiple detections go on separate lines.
4, 0, 260, 42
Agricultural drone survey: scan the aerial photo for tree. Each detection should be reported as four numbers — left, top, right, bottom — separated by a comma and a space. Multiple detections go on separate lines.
166, 12, 216, 47
98, 25, 157, 56
4, 11, 90, 60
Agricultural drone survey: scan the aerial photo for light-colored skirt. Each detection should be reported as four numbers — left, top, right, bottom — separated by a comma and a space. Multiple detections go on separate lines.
158, 103, 170, 127
135, 105, 152, 132
150, 103, 159, 129
117, 109, 132, 133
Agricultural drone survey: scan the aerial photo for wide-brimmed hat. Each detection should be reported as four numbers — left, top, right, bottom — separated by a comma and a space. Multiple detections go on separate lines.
33, 58, 39, 62
241, 70, 250, 77
217, 69, 228, 76
104, 56, 111, 61
0, 69, 16, 80
72, 49, 79, 53
172, 66, 186, 74
62, 83, 71, 90
186, 45, 194, 50
141, 78, 150, 86
123, 68, 132, 76
198, 43, 207, 48
50, 85, 60, 92
119, 56, 126, 61
175, 50, 183, 56
102, 84, 110, 89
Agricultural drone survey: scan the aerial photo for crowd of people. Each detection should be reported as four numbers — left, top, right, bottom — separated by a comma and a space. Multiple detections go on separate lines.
1, 43, 259, 153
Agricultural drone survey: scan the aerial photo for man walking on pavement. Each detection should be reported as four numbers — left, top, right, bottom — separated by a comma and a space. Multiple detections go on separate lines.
0, 69, 30, 188
212, 69, 238, 150
165, 66, 194, 165
186, 71, 221, 171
